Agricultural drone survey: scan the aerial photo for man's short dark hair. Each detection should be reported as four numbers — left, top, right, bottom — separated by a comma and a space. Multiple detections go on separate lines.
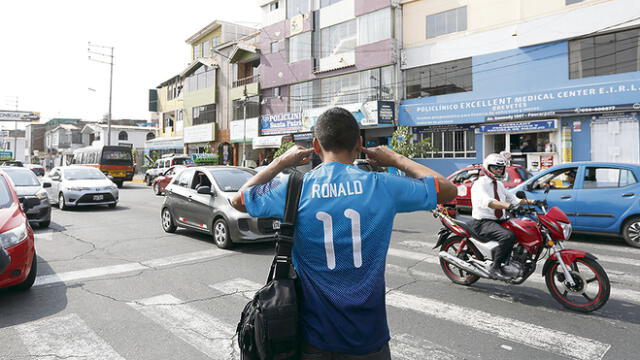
314, 107, 360, 152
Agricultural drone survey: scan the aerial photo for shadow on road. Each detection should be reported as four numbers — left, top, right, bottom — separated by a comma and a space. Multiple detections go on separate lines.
174, 228, 275, 256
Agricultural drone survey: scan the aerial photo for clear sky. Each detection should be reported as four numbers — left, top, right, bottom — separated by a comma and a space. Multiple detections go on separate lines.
0, 0, 262, 123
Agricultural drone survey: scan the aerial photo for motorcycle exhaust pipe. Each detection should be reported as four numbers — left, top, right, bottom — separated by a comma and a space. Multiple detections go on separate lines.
439, 251, 489, 278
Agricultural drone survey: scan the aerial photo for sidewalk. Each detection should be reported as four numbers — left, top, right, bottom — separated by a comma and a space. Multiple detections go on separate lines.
132, 173, 145, 184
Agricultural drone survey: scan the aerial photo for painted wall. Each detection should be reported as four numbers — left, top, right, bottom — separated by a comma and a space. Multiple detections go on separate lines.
183, 83, 217, 128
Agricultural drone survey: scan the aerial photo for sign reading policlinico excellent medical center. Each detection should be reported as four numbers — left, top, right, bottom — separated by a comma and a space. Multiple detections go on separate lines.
0, 110, 40, 121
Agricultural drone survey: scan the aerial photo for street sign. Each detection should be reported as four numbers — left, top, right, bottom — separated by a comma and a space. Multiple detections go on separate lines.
0, 151, 13, 160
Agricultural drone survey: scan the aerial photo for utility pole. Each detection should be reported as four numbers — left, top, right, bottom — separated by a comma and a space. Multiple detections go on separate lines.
242, 92, 247, 167
88, 42, 114, 145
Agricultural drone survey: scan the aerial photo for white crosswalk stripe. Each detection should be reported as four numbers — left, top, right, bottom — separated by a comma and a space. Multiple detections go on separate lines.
210, 277, 610, 360
14, 313, 125, 360
128, 294, 238, 360
209, 278, 467, 360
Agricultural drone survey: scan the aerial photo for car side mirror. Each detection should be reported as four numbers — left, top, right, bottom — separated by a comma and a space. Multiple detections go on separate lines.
197, 186, 213, 195
20, 197, 40, 211
42, 182, 52, 188
543, 184, 551, 194
516, 190, 527, 199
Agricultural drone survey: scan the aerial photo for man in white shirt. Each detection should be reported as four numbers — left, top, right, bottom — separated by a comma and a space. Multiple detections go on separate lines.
470, 153, 533, 278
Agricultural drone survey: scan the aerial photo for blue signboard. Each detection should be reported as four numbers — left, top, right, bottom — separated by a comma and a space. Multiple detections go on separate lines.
259, 112, 307, 136
478, 120, 557, 133
400, 78, 640, 126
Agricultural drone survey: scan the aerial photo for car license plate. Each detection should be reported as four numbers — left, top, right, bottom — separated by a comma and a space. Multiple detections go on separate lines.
93, 195, 104, 201
111, 171, 125, 177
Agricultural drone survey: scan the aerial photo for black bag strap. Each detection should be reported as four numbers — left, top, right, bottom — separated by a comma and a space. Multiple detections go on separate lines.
269, 171, 304, 281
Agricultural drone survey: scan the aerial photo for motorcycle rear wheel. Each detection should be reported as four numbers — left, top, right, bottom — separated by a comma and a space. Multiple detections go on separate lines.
545, 257, 610, 313
440, 236, 480, 285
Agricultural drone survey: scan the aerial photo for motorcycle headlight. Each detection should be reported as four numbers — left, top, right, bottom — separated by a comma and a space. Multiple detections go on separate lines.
560, 222, 572, 240
0, 222, 28, 248
35, 189, 48, 200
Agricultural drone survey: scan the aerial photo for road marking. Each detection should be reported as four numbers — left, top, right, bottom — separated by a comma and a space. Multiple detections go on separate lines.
209, 278, 468, 360
34, 249, 230, 287
14, 313, 125, 360
386, 290, 610, 360
128, 294, 237, 360
387, 251, 640, 305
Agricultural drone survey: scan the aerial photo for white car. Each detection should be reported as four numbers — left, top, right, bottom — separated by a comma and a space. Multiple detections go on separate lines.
44, 166, 119, 210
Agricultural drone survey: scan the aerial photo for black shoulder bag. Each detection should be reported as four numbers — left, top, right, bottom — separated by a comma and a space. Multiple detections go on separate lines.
237, 171, 304, 360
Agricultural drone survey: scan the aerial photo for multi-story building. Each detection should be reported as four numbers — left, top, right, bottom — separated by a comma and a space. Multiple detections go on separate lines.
25, 123, 46, 164
147, 75, 186, 159
400, 0, 640, 175
182, 20, 256, 160
257, 0, 401, 164
44, 123, 84, 167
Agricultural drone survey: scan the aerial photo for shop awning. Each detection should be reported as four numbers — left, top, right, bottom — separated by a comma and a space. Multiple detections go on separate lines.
252, 135, 285, 149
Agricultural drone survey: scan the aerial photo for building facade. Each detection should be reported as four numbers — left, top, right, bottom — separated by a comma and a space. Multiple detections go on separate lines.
257, 0, 401, 167
400, 0, 640, 175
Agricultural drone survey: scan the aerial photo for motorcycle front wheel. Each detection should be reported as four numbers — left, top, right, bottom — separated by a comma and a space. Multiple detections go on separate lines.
440, 236, 480, 286
545, 257, 610, 312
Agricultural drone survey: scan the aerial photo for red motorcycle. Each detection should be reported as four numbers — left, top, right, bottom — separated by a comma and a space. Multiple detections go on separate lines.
434, 191, 610, 312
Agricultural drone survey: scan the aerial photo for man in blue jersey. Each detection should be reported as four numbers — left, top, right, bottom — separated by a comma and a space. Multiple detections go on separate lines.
231, 107, 456, 359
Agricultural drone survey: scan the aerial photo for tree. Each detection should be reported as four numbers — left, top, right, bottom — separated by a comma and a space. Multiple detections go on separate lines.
390, 126, 435, 158
274, 141, 295, 159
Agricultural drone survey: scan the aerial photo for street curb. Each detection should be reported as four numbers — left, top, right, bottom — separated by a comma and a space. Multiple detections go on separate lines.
132, 179, 145, 183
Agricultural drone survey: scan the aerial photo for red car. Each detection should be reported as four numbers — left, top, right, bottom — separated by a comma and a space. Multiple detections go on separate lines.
152, 165, 188, 195
0, 170, 38, 291
446, 164, 532, 213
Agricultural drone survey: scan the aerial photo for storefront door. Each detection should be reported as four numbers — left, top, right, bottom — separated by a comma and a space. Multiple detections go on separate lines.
591, 116, 639, 164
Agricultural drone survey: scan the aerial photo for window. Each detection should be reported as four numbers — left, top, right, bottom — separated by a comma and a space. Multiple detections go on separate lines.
357, 66, 395, 103
533, 168, 578, 190
211, 37, 221, 48
191, 171, 212, 190
412, 128, 476, 158
321, 0, 341, 7
289, 32, 312, 63
203, 40, 211, 58
320, 19, 357, 57
118, 131, 128, 141
566, 0, 584, 4
192, 104, 216, 125
569, 27, 640, 79
289, 81, 313, 112
176, 169, 195, 187
274, 87, 281, 97
358, 8, 392, 46
271, 41, 279, 53
186, 65, 215, 93
426, 6, 467, 39
270, 1, 279, 11
405, 57, 472, 99
146, 132, 155, 140
583, 167, 638, 188
233, 96, 260, 120
193, 44, 201, 59
287, 0, 308, 18
320, 72, 359, 106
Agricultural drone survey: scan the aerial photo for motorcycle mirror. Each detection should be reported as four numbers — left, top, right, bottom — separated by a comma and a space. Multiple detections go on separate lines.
516, 191, 527, 199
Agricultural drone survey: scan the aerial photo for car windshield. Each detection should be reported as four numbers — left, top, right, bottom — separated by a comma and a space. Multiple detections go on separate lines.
209, 169, 255, 192
102, 148, 132, 165
3, 169, 40, 186
0, 176, 14, 208
173, 158, 194, 165
64, 168, 106, 180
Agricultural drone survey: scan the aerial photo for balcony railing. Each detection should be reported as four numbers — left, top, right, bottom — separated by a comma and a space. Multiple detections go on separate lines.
233, 74, 259, 88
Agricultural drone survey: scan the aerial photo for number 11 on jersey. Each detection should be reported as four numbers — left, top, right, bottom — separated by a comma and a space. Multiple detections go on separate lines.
316, 209, 362, 270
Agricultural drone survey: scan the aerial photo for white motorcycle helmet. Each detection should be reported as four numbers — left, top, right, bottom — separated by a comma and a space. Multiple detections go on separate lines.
483, 153, 507, 181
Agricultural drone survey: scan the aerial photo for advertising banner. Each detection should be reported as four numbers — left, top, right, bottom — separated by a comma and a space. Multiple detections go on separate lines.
0, 110, 39, 122
477, 120, 557, 133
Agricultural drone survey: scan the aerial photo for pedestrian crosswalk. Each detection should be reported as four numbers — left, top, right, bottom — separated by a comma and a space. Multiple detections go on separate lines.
9, 238, 640, 360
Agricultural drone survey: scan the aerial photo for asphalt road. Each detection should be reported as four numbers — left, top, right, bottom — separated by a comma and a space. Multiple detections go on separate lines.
0, 182, 639, 360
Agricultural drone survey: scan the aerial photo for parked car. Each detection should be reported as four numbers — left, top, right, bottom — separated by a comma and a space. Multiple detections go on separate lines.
152, 165, 188, 195
1, 161, 24, 167
25, 164, 45, 177
511, 162, 640, 248
446, 163, 532, 213
161, 166, 277, 249
43, 166, 119, 210
2, 167, 52, 228
0, 170, 38, 291
145, 154, 193, 185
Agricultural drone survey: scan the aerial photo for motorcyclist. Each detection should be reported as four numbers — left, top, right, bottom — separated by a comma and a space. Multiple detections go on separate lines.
470, 153, 533, 278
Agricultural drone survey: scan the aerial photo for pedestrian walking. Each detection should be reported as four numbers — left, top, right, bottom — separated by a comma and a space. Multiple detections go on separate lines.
232, 107, 456, 359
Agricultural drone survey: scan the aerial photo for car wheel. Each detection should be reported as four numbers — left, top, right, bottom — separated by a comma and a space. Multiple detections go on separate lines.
58, 193, 67, 210
161, 207, 177, 233
212, 218, 233, 249
39, 220, 50, 228
108, 202, 117, 209
10, 253, 37, 291
623, 216, 640, 248
153, 183, 161, 195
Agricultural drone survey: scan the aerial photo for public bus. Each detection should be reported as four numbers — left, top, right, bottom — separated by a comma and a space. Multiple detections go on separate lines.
72, 145, 135, 188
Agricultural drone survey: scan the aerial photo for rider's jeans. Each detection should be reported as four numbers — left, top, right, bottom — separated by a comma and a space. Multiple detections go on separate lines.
469, 219, 516, 266
300, 343, 391, 360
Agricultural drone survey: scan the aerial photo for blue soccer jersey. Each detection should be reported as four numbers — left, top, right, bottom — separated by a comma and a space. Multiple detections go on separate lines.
243, 162, 438, 354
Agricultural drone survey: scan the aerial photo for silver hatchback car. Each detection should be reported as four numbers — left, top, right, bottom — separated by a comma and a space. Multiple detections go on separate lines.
44, 166, 119, 210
